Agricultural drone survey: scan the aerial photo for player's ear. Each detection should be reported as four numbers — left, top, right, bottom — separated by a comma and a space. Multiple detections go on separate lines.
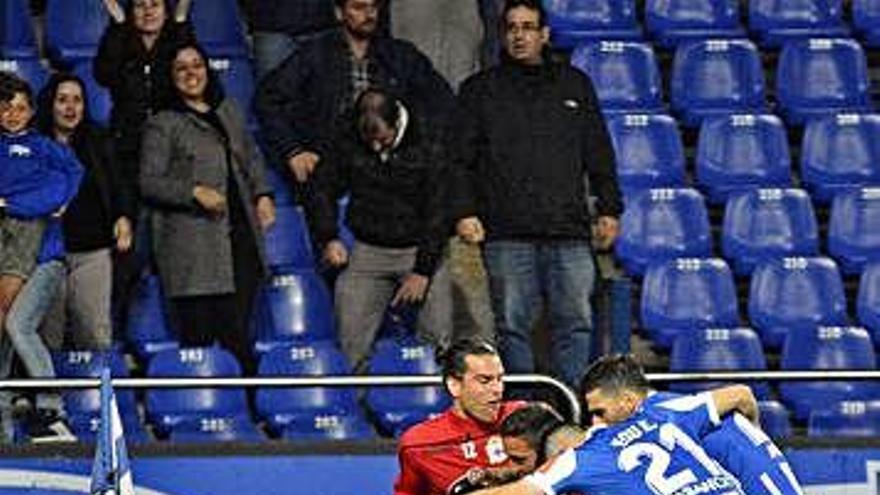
446, 375, 462, 398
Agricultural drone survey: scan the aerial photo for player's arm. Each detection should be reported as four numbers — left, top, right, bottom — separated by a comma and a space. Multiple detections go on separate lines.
468, 479, 544, 495
709, 384, 759, 424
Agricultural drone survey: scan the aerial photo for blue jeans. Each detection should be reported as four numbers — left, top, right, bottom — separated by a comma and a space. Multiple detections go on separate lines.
483, 240, 596, 388
0, 260, 64, 414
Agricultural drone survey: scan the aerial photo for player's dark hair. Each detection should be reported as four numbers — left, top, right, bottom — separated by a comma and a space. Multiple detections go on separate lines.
439, 337, 499, 382
502, 0, 547, 28
500, 403, 564, 465
580, 354, 651, 397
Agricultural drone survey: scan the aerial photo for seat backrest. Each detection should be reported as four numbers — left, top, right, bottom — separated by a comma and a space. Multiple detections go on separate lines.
263, 205, 315, 270
0, 0, 37, 57
71, 58, 112, 124
829, 187, 880, 274
54, 350, 136, 418
190, 0, 248, 56
857, 262, 880, 346
146, 347, 247, 417
808, 400, 880, 437
671, 39, 764, 114
641, 257, 739, 331
758, 400, 792, 439
0, 57, 48, 92
853, 0, 880, 32
208, 57, 256, 128
252, 271, 336, 347
570, 41, 662, 112
669, 327, 769, 397
750, 0, 843, 30
126, 273, 177, 349
801, 114, 880, 198
606, 114, 686, 195
696, 114, 790, 202
45, 0, 108, 61
545, 0, 637, 29
647, 0, 741, 31
776, 38, 870, 112
616, 188, 712, 276
782, 326, 876, 370
722, 188, 818, 274
365, 337, 450, 411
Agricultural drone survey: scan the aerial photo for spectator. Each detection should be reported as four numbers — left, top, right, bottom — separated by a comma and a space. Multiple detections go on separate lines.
452, 0, 623, 389
394, 338, 523, 495
303, 88, 452, 370
139, 43, 275, 374
255, 0, 453, 188
35, 73, 136, 351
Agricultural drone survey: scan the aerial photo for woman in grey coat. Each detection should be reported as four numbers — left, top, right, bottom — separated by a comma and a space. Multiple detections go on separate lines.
140, 42, 275, 373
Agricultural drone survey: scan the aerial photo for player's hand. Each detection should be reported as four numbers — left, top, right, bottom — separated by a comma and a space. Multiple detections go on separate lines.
456, 216, 485, 244
256, 196, 276, 231
391, 273, 430, 307
322, 240, 349, 268
193, 185, 227, 217
287, 151, 320, 183
114, 216, 133, 252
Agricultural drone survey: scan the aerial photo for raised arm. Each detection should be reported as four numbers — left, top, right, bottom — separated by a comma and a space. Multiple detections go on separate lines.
101, 0, 125, 23
173, 0, 193, 22
709, 384, 759, 424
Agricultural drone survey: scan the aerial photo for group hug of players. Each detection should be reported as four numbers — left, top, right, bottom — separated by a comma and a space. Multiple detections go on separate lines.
394, 340, 804, 495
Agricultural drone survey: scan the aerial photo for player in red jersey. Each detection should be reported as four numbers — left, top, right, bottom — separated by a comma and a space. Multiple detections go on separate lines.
394, 338, 525, 495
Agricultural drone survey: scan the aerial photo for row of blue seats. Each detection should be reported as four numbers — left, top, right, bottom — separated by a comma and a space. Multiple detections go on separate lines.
573, 37, 874, 126
547, 0, 880, 49
618, 187, 880, 276
610, 112, 880, 203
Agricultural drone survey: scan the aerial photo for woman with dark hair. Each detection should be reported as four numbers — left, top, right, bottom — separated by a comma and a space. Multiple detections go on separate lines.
140, 43, 276, 373
35, 72, 135, 351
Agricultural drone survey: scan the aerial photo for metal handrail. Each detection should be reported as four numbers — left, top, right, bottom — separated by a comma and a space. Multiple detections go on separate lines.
645, 370, 880, 381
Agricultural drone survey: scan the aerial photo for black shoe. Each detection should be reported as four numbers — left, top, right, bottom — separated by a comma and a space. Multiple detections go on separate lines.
28, 412, 77, 444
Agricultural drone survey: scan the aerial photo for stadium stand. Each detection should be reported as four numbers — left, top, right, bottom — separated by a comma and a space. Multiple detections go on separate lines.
263, 206, 316, 272
801, 114, 880, 204
0, 0, 38, 57
853, 0, 880, 46
828, 187, 880, 275
570, 41, 664, 115
545, 0, 642, 49
808, 400, 880, 437
189, 0, 249, 57
605, 113, 687, 196
70, 57, 112, 123
125, 274, 179, 362
758, 400, 793, 439
645, 0, 745, 49
857, 262, 880, 348
749, 0, 850, 47
0, 56, 48, 92
44, 0, 108, 64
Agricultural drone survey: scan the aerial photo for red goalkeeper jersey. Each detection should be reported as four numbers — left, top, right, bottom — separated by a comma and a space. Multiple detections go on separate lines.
393, 402, 524, 495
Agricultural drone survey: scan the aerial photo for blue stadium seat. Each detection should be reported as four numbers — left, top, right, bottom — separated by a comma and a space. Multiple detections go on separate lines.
570, 41, 664, 115
45, 0, 108, 63
775, 38, 871, 126
669, 327, 770, 399
280, 412, 375, 441
829, 187, 880, 275
146, 347, 262, 441
0, 0, 38, 57
545, 0, 642, 49
125, 273, 178, 362
616, 188, 712, 277
265, 167, 295, 207
808, 401, 880, 437
749, 0, 850, 47
671, 40, 765, 127
640, 258, 739, 348
54, 350, 149, 443
779, 326, 880, 420
365, 337, 451, 437
605, 114, 686, 196
208, 56, 257, 130
645, 0, 745, 48
853, 0, 880, 47
801, 114, 880, 203
749, 257, 848, 348
255, 342, 364, 437
190, 0, 248, 57
759, 400, 792, 439
264, 205, 315, 271
71, 58, 112, 125
696, 114, 791, 204
721, 188, 819, 275
0, 57, 48, 92
858, 262, 880, 348
251, 271, 335, 353
336, 195, 355, 251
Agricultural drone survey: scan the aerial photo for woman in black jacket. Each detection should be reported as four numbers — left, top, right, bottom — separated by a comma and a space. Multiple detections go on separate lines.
35, 72, 136, 351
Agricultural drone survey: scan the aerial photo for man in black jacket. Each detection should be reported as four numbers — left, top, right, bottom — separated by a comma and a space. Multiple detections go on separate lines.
452, 0, 623, 388
303, 88, 451, 370
255, 0, 453, 187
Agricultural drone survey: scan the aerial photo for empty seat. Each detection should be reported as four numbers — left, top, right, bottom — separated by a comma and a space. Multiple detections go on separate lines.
45, 0, 109, 63
146, 347, 262, 441
669, 327, 770, 399
208, 56, 256, 129
280, 412, 375, 441
696, 114, 791, 204
54, 350, 148, 443
808, 401, 880, 437
858, 262, 880, 347
829, 187, 880, 274
251, 271, 335, 353
606, 114, 686, 196
801, 114, 880, 203
616, 188, 712, 277
671, 40, 766, 127
0, 0, 38, 57
125, 274, 178, 362
255, 342, 363, 436
264, 205, 315, 271
749, 0, 850, 47
546, 0, 642, 48
779, 326, 880, 420
71, 58, 112, 125
853, 0, 880, 47
365, 337, 450, 437
759, 400, 792, 439
570, 41, 663, 115
645, 0, 745, 48
0, 57, 48, 92
775, 38, 871, 126
641, 258, 739, 348
749, 256, 847, 348
190, 0, 248, 57
721, 188, 819, 275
